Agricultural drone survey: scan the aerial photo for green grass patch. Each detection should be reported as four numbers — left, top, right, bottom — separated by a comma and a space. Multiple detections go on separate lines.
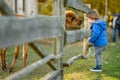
64, 42, 120, 80
0, 42, 120, 80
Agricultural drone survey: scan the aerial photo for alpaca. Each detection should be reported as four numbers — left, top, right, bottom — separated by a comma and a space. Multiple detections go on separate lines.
65, 10, 82, 30
0, 14, 29, 73
66, 10, 91, 57
0, 44, 28, 73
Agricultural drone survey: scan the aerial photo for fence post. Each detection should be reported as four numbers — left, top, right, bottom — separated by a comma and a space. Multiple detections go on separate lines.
53, 0, 60, 55
83, 4, 91, 58
53, 0, 66, 80
59, 0, 66, 80
52, 0, 62, 80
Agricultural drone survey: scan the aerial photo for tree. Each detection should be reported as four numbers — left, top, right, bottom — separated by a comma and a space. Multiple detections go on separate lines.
83, 0, 120, 15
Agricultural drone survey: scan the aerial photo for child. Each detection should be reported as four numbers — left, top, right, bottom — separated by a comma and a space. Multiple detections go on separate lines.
86, 10, 108, 72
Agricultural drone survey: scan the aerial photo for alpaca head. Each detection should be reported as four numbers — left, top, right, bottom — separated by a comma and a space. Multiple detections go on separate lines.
65, 11, 82, 29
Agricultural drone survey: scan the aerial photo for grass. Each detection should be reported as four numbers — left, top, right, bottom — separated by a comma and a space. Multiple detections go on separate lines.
0, 41, 120, 80
64, 42, 120, 80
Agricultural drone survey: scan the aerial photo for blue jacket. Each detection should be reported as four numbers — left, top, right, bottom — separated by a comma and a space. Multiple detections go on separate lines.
89, 19, 108, 46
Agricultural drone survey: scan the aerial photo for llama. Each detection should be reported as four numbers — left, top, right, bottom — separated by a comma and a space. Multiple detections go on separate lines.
0, 14, 29, 73
65, 10, 82, 30
0, 45, 28, 73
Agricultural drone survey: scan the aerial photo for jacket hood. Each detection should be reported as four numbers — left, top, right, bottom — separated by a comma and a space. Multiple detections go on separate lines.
93, 19, 107, 30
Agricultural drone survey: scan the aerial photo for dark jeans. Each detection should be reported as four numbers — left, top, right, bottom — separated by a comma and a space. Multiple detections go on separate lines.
112, 29, 118, 42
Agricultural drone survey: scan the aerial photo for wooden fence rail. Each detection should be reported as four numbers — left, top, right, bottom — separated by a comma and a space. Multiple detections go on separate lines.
68, 0, 91, 12
0, 0, 14, 15
40, 70, 61, 80
0, 16, 61, 49
65, 29, 91, 44
5, 53, 63, 80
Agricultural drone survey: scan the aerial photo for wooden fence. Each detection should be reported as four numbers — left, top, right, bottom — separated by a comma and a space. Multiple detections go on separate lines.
0, 0, 91, 80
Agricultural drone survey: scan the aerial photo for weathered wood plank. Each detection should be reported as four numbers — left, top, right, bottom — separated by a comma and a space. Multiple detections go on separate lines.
63, 54, 84, 67
5, 54, 55, 80
0, 16, 61, 49
40, 70, 60, 80
5, 53, 63, 80
0, 0, 14, 15
67, 0, 91, 13
29, 43, 57, 70
65, 29, 91, 44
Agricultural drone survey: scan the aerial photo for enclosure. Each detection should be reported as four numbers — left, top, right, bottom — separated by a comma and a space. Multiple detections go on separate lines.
0, 0, 94, 80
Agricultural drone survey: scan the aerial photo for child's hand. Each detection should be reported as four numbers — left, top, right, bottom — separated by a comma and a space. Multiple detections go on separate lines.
88, 42, 93, 47
87, 38, 93, 47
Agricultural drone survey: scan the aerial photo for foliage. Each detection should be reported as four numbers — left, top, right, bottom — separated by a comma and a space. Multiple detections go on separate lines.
83, 0, 120, 16
38, 0, 52, 15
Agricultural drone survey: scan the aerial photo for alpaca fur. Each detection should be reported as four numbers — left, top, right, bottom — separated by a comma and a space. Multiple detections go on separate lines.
65, 10, 82, 30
